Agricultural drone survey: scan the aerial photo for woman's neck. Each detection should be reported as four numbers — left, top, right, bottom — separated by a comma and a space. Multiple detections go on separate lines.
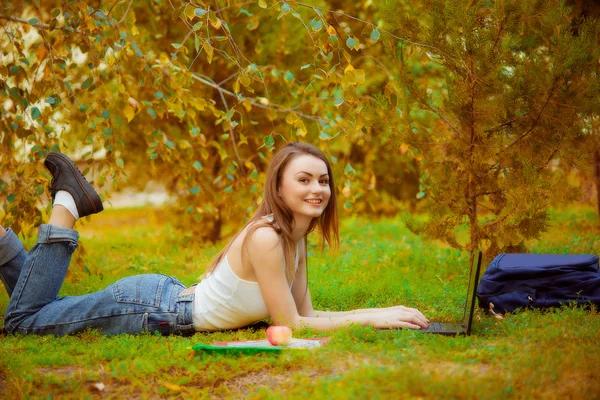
291, 215, 312, 243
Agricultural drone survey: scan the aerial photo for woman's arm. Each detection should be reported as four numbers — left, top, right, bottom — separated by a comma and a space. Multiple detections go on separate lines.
288, 238, 429, 329
248, 228, 381, 330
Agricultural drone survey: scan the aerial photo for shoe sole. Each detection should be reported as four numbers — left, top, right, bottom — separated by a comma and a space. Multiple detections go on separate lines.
47, 152, 104, 214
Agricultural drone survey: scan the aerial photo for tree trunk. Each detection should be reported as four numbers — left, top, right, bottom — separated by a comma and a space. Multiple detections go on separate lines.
595, 149, 600, 228
209, 208, 222, 243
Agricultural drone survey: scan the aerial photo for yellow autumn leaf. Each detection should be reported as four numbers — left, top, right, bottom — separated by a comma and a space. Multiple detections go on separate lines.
184, 5, 196, 20
239, 73, 251, 86
354, 69, 365, 84
285, 113, 299, 125
203, 43, 213, 64
178, 140, 192, 149
258, 0, 267, 8
127, 97, 139, 111
131, 25, 139, 36
342, 186, 351, 197
295, 120, 307, 137
160, 381, 182, 392
35, 45, 48, 62
124, 104, 135, 122
326, 25, 336, 35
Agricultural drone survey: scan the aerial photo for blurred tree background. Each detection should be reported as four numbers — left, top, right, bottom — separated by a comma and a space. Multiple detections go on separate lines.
1, 1, 599, 260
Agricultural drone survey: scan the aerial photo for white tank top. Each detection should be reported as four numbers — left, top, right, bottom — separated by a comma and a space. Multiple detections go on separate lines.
192, 234, 299, 331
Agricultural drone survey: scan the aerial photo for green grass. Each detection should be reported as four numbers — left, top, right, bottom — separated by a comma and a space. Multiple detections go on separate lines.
1, 205, 599, 398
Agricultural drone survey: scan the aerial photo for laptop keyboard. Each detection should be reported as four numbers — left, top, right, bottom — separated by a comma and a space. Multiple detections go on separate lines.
423, 322, 445, 332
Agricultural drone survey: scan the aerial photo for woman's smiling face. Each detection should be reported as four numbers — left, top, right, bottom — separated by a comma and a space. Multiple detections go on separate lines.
278, 154, 331, 221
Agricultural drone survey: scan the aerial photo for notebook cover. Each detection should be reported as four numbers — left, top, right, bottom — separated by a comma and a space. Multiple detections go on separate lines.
193, 337, 330, 355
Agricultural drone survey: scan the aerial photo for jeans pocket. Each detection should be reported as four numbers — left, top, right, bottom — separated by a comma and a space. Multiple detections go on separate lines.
113, 274, 169, 308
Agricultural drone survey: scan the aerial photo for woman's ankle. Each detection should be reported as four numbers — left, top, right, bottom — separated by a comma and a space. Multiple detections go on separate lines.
48, 205, 76, 229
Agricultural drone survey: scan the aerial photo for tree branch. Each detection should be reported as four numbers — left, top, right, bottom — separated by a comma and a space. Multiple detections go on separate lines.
504, 77, 561, 150
0, 13, 52, 29
407, 86, 464, 140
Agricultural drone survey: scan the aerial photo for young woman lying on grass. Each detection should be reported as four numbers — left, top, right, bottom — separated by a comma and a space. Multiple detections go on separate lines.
0, 142, 429, 335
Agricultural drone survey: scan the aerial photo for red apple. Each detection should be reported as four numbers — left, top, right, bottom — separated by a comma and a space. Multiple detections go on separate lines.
266, 326, 292, 346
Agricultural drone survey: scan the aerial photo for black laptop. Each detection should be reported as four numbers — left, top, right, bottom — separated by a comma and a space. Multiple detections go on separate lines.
420, 250, 483, 336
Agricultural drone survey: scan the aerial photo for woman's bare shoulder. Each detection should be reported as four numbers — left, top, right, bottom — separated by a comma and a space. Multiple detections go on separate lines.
246, 225, 281, 252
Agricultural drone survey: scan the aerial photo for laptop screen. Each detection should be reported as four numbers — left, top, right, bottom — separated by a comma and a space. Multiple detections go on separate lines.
462, 250, 482, 335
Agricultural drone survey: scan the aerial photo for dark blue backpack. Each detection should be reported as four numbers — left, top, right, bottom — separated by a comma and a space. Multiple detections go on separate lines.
476, 254, 600, 314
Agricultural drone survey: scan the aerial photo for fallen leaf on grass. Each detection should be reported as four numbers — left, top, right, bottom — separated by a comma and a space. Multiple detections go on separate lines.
159, 380, 182, 392
90, 382, 105, 391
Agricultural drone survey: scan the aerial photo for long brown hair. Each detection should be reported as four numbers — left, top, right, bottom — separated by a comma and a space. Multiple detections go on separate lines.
205, 141, 339, 286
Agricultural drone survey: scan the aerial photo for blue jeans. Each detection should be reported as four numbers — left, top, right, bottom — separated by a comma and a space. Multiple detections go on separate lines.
1, 225, 195, 336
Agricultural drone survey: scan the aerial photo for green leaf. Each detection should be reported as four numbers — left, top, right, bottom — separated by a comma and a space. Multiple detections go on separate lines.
334, 98, 344, 107
194, 8, 207, 16
346, 37, 356, 49
154, 91, 163, 99
165, 140, 175, 149
301, 64, 311, 70
251, 169, 258, 180
309, 19, 322, 31
81, 77, 93, 90
79, 104, 87, 112
63, 81, 73, 94
7, 194, 16, 203
193, 161, 203, 171
191, 127, 200, 136
10, 65, 20, 75
147, 108, 157, 118
46, 96, 56, 105
264, 134, 275, 147
189, 186, 201, 195
31, 107, 41, 119
319, 131, 331, 140
102, 109, 110, 119
34, 185, 44, 196
344, 163, 355, 176
115, 158, 124, 168
370, 29, 381, 41
29, 18, 39, 25
284, 71, 294, 83
416, 192, 426, 199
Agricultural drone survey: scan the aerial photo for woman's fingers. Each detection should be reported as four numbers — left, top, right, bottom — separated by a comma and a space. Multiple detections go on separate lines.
394, 305, 429, 326
399, 321, 422, 330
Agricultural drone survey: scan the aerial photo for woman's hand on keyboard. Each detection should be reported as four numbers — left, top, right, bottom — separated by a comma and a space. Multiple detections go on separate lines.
370, 306, 430, 330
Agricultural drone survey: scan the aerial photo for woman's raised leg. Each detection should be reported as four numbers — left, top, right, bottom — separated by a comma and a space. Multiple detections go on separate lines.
0, 226, 28, 297
3, 151, 103, 333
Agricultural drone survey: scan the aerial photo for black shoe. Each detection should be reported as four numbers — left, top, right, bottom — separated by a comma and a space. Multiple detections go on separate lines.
44, 152, 104, 217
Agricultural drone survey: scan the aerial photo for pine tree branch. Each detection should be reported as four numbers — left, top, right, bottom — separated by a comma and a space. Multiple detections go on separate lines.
407, 86, 464, 140
504, 77, 561, 150
484, 113, 531, 135
536, 128, 567, 173
474, 189, 506, 197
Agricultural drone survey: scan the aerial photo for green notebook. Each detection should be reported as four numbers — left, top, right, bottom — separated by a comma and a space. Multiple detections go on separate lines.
193, 338, 329, 356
